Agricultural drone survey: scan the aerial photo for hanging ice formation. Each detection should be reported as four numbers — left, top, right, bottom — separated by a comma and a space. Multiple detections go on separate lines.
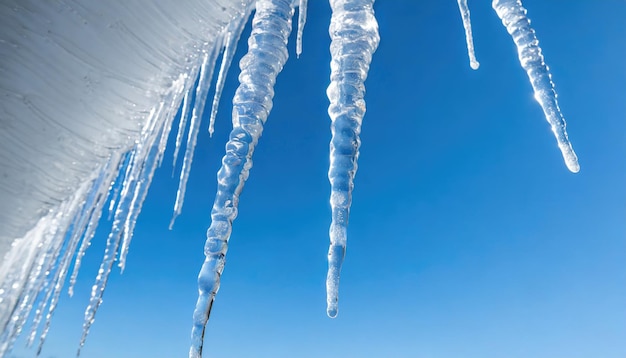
190, 0, 295, 356
0, 0, 580, 357
457, 0, 480, 70
325, 0, 379, 318
493, 0, 579, 173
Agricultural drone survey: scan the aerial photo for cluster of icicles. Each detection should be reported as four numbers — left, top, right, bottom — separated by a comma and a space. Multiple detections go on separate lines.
0, 0, 579, 357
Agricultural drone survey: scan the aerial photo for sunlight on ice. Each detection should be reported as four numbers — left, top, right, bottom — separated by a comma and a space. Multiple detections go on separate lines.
493, 0, 579, 172
0, 0, 582, 357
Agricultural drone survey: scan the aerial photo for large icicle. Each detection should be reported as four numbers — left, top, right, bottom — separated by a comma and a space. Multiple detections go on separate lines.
189, 1, 294, 356
493, 0, 579, 172
457, 0, 480, 70
208, 8, 253, 137
325, 0, 380, 318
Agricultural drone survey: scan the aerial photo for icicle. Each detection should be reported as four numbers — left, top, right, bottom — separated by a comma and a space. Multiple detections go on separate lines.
208, 8, 253, 137
0, 182, 90, 357
170, 42, 223, 229
79, 72, 190, 353
79, 122, 163, 354
172, 91, 193, 175
69, 153, 132, 297
36, 190, 111, 353
119, 75, 189, 270
189, 1, 294, 356
172, 63, 204, 175
296, 0, 309, 57
493, 0, 579, 172
457, 0, 480, 70
25, 155, 119, 348
107, 153, 131, 219
325, 0, 380, 318
25, 154, 121, 352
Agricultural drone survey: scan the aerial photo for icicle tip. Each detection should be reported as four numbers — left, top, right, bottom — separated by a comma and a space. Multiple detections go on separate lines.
327, 307, 338, 318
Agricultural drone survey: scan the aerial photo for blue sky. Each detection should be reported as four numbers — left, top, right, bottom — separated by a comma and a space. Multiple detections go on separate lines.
13, 1, 626, 357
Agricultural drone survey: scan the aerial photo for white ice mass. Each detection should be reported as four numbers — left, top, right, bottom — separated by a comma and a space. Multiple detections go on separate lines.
0, 0, 580, 357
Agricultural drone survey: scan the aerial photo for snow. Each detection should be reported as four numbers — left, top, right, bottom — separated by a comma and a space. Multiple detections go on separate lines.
0, 0, 581, 356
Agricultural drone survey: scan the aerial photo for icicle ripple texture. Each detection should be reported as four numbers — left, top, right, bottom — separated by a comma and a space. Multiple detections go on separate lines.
493, 0, 579, 172
325, 0, 380, 318
190, 0, 294, 356
0, 0, 583, 357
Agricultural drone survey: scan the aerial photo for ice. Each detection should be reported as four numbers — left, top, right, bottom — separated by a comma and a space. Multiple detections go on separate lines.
69, 153, 132, 297
190, 0, 295, 356
170, 44, 223, 229
209, 6, 254, 137
457, 0, 480, 70
0, 2, 249, 354
296, 0, 309, 57
0, 1, 583, 356
493, 0, 579, 172
79, 71, 191, 353
325, 0, 380, 318
0, 179, 92, 357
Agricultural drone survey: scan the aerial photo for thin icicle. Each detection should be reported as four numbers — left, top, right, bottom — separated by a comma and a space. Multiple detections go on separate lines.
172, 90, 192, 175
69, 153, 132, 297
0, 182, 90, 357
118, 75, 189, 271
457, 0, 480, 70
172, 63, 204, 174
208, 8, 253, 137
79, 108, 166, 354
107, 154, 131, 220
325, 0, 380, 318
296, 0, 308, 57
79, 71, 192, 353
189, 1, 294, 356
25, 155, 119, 347
25, 154, 121, 351
170, 42, 223, 229
493, 0, 579, 172
36, 173, 116, 353
117, 119, 165, 271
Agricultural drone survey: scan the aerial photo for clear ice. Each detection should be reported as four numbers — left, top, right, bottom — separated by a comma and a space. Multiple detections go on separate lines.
457, 0, 480, 70
190, 0, 294, 356
325, 0, 380, 318
493, 0, 579, 172
0, 1, 581, 357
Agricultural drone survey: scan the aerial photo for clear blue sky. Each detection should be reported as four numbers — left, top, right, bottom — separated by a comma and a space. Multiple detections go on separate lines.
13, 1, 626, 357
